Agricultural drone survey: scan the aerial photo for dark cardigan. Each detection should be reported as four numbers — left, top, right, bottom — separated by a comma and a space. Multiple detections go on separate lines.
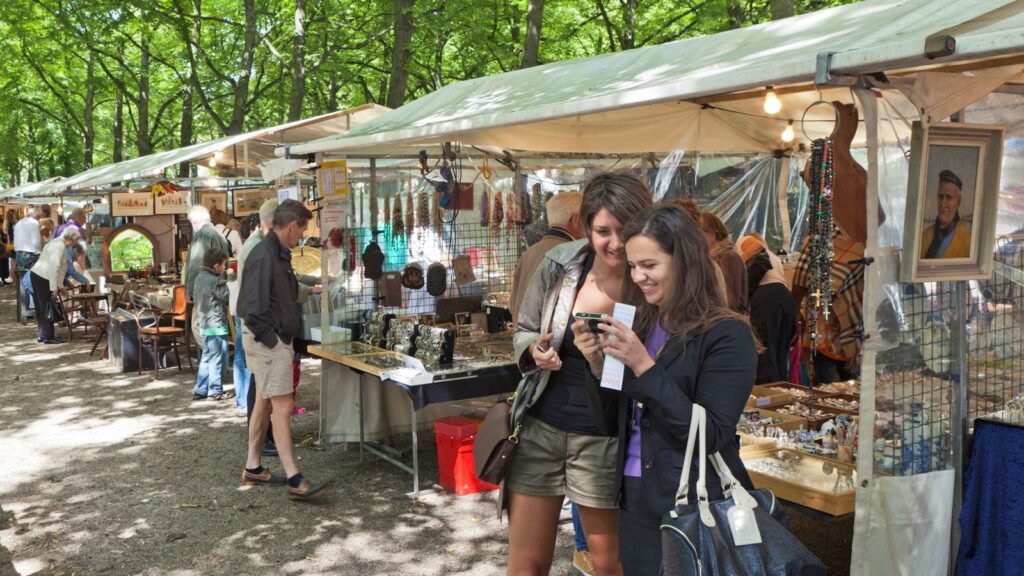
615, 317, 758, 514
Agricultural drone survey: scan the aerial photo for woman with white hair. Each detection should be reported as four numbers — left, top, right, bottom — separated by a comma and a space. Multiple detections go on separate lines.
30, 228, 81, 344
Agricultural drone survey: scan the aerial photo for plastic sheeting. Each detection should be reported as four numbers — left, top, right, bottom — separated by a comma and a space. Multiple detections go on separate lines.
852, 87, 1024, 575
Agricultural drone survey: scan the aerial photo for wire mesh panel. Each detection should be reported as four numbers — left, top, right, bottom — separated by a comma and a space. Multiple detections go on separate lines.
872, 249, 1024, 477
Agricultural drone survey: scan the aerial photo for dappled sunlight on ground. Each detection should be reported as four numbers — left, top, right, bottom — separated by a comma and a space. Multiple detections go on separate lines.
0, 288, 576, 575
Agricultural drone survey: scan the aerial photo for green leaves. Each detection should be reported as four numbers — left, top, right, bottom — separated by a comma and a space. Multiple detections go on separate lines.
0, 0, 857, 187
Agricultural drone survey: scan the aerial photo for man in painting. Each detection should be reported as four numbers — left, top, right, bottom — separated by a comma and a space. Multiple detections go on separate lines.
921, 169, 972, 259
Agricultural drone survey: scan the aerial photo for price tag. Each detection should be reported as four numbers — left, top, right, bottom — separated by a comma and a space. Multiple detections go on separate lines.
727, 505, 762, 546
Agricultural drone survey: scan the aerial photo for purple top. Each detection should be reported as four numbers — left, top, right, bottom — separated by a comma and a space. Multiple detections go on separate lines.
624, 319, 669, 477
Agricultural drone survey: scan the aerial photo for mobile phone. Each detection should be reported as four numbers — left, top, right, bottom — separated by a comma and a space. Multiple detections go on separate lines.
575, 312, 605, 334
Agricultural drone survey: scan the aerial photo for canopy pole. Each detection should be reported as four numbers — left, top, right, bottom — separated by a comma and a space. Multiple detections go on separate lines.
850, 83, 879, 576
777, 155, 792, 250
244, 142, 250, 178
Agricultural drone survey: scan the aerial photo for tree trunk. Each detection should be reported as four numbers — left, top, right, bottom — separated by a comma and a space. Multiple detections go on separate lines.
770, 0, 795, 20
227, 0, 257, 135
521, 0, 545, 68
83, 51, 96, 169
288, 0, 307, 121
179, 84, 194, 178
386, 0, 414, 109
113, 91, 124, 163
622, 0, 637, 49
136, 32, 152, 156
727, 0, 745, 29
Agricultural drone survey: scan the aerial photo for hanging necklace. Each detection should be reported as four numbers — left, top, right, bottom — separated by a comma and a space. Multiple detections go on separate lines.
806, 137, 835, 355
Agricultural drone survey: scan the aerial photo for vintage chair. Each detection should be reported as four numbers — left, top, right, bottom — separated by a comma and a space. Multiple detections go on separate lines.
58, 285, 89, 343
130, 292, 189, 378
85, 283, 132, 358
164, 285, 194, 372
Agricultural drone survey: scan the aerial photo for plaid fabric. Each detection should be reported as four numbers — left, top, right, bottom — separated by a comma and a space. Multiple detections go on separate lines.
793, 230, 865, 360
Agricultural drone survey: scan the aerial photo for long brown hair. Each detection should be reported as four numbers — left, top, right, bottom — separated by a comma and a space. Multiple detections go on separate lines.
623, 204, 749, 347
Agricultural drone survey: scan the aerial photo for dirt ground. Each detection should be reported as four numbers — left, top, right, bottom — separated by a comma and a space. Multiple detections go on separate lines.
0, 286, 578, 576
0, 283, 853, 576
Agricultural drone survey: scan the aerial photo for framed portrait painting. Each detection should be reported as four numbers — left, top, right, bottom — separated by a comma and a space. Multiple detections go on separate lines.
900, 122, 1004, 282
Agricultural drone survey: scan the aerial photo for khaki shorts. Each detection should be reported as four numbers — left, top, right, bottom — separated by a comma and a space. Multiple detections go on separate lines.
505, 416, 620, 509
242, 325, 293, 398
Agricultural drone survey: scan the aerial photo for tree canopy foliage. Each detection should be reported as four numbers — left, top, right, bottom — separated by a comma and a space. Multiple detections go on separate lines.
0, 0, 857, 187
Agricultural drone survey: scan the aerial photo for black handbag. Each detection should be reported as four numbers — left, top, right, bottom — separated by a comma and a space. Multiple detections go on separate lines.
48, 293, 66, 323
660, 405, 826, 576
473, 369, 541, 485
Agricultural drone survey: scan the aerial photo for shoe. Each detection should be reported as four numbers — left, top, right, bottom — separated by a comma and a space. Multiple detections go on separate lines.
220, 390, 236, 399
261, 442, 278, 458
42, 338, 62, 345
192, 393, 207, 401
287, 478, 327, 501
572, 550, 597, 576
241, 468, 287, 486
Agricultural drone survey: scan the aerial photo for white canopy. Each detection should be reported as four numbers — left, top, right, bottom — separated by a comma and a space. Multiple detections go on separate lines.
283, 0, 1024, 156
0, 177, 63, 201
25, 104, 389, 198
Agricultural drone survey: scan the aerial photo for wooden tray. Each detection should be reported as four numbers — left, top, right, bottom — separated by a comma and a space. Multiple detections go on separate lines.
744, 408, 808, 432
743, 449, 856, 516
746, 384, 793, 408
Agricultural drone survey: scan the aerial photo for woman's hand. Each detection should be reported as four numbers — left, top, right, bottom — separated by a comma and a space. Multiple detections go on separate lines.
598, 315, 656, 377
571, 319, 604, 376
530, 333, 562, 371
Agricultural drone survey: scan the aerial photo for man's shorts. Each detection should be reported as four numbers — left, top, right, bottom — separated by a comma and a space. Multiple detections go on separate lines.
242, 325, 293, 398
504, 415, 620, 509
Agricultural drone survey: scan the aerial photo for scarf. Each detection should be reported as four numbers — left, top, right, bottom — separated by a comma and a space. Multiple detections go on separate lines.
925, 213, 960, 259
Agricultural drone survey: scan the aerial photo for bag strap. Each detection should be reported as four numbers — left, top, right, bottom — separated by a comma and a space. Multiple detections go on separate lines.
674, 405, 759, 527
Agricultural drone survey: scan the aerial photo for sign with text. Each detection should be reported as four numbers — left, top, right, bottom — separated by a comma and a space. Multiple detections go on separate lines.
110, 192, 154, 217
152, 181, 190, 215
318, 160, 349, 201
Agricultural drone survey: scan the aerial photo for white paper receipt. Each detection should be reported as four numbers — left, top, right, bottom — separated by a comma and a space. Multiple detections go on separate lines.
600, 302, 637, 391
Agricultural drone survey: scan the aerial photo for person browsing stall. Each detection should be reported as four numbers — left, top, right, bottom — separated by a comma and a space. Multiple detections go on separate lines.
13, 208, 42, 271
510, 191, 583, 332
574, 204, 758, 575
192, 247, 233, 401
509, 173, 652, 576
184, 205, 231, 351
28, 228, 82, 344
238, 199, 324, 501
508, 190, 595, 575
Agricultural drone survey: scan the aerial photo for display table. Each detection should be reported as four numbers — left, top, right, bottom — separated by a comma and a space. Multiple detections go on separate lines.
310, 339, 519, 494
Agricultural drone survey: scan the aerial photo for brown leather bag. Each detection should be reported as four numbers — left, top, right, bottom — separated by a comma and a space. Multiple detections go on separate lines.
474, 370, 542, 485
474, 398, 516, 485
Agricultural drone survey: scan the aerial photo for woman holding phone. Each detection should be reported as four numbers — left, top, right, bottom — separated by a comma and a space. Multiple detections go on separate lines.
509, 173, 651, 575
575, 204, 758, 575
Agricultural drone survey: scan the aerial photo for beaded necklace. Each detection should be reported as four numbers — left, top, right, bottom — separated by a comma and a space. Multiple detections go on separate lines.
806, 137, 836, 355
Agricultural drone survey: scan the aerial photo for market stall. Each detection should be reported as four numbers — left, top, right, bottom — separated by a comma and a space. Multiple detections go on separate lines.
283, 0, 1024, 572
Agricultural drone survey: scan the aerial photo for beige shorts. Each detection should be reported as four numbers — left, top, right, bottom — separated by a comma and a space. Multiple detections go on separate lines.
505, 416, 620, 509
242, 325, 294, 398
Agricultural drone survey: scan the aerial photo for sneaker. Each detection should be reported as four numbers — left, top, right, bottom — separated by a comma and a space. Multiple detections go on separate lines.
241, 468, 287, 486
192, 393, 206, 401
572, 550, 596, 576
287, 478, 327, 501
261, 441, 278, 458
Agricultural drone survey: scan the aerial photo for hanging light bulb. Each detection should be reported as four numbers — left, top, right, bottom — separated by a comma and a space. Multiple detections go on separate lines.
763, 86, 782, 115
213, 150, 224, 161
208, 157, 217, 168
781, 120, 795, 143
